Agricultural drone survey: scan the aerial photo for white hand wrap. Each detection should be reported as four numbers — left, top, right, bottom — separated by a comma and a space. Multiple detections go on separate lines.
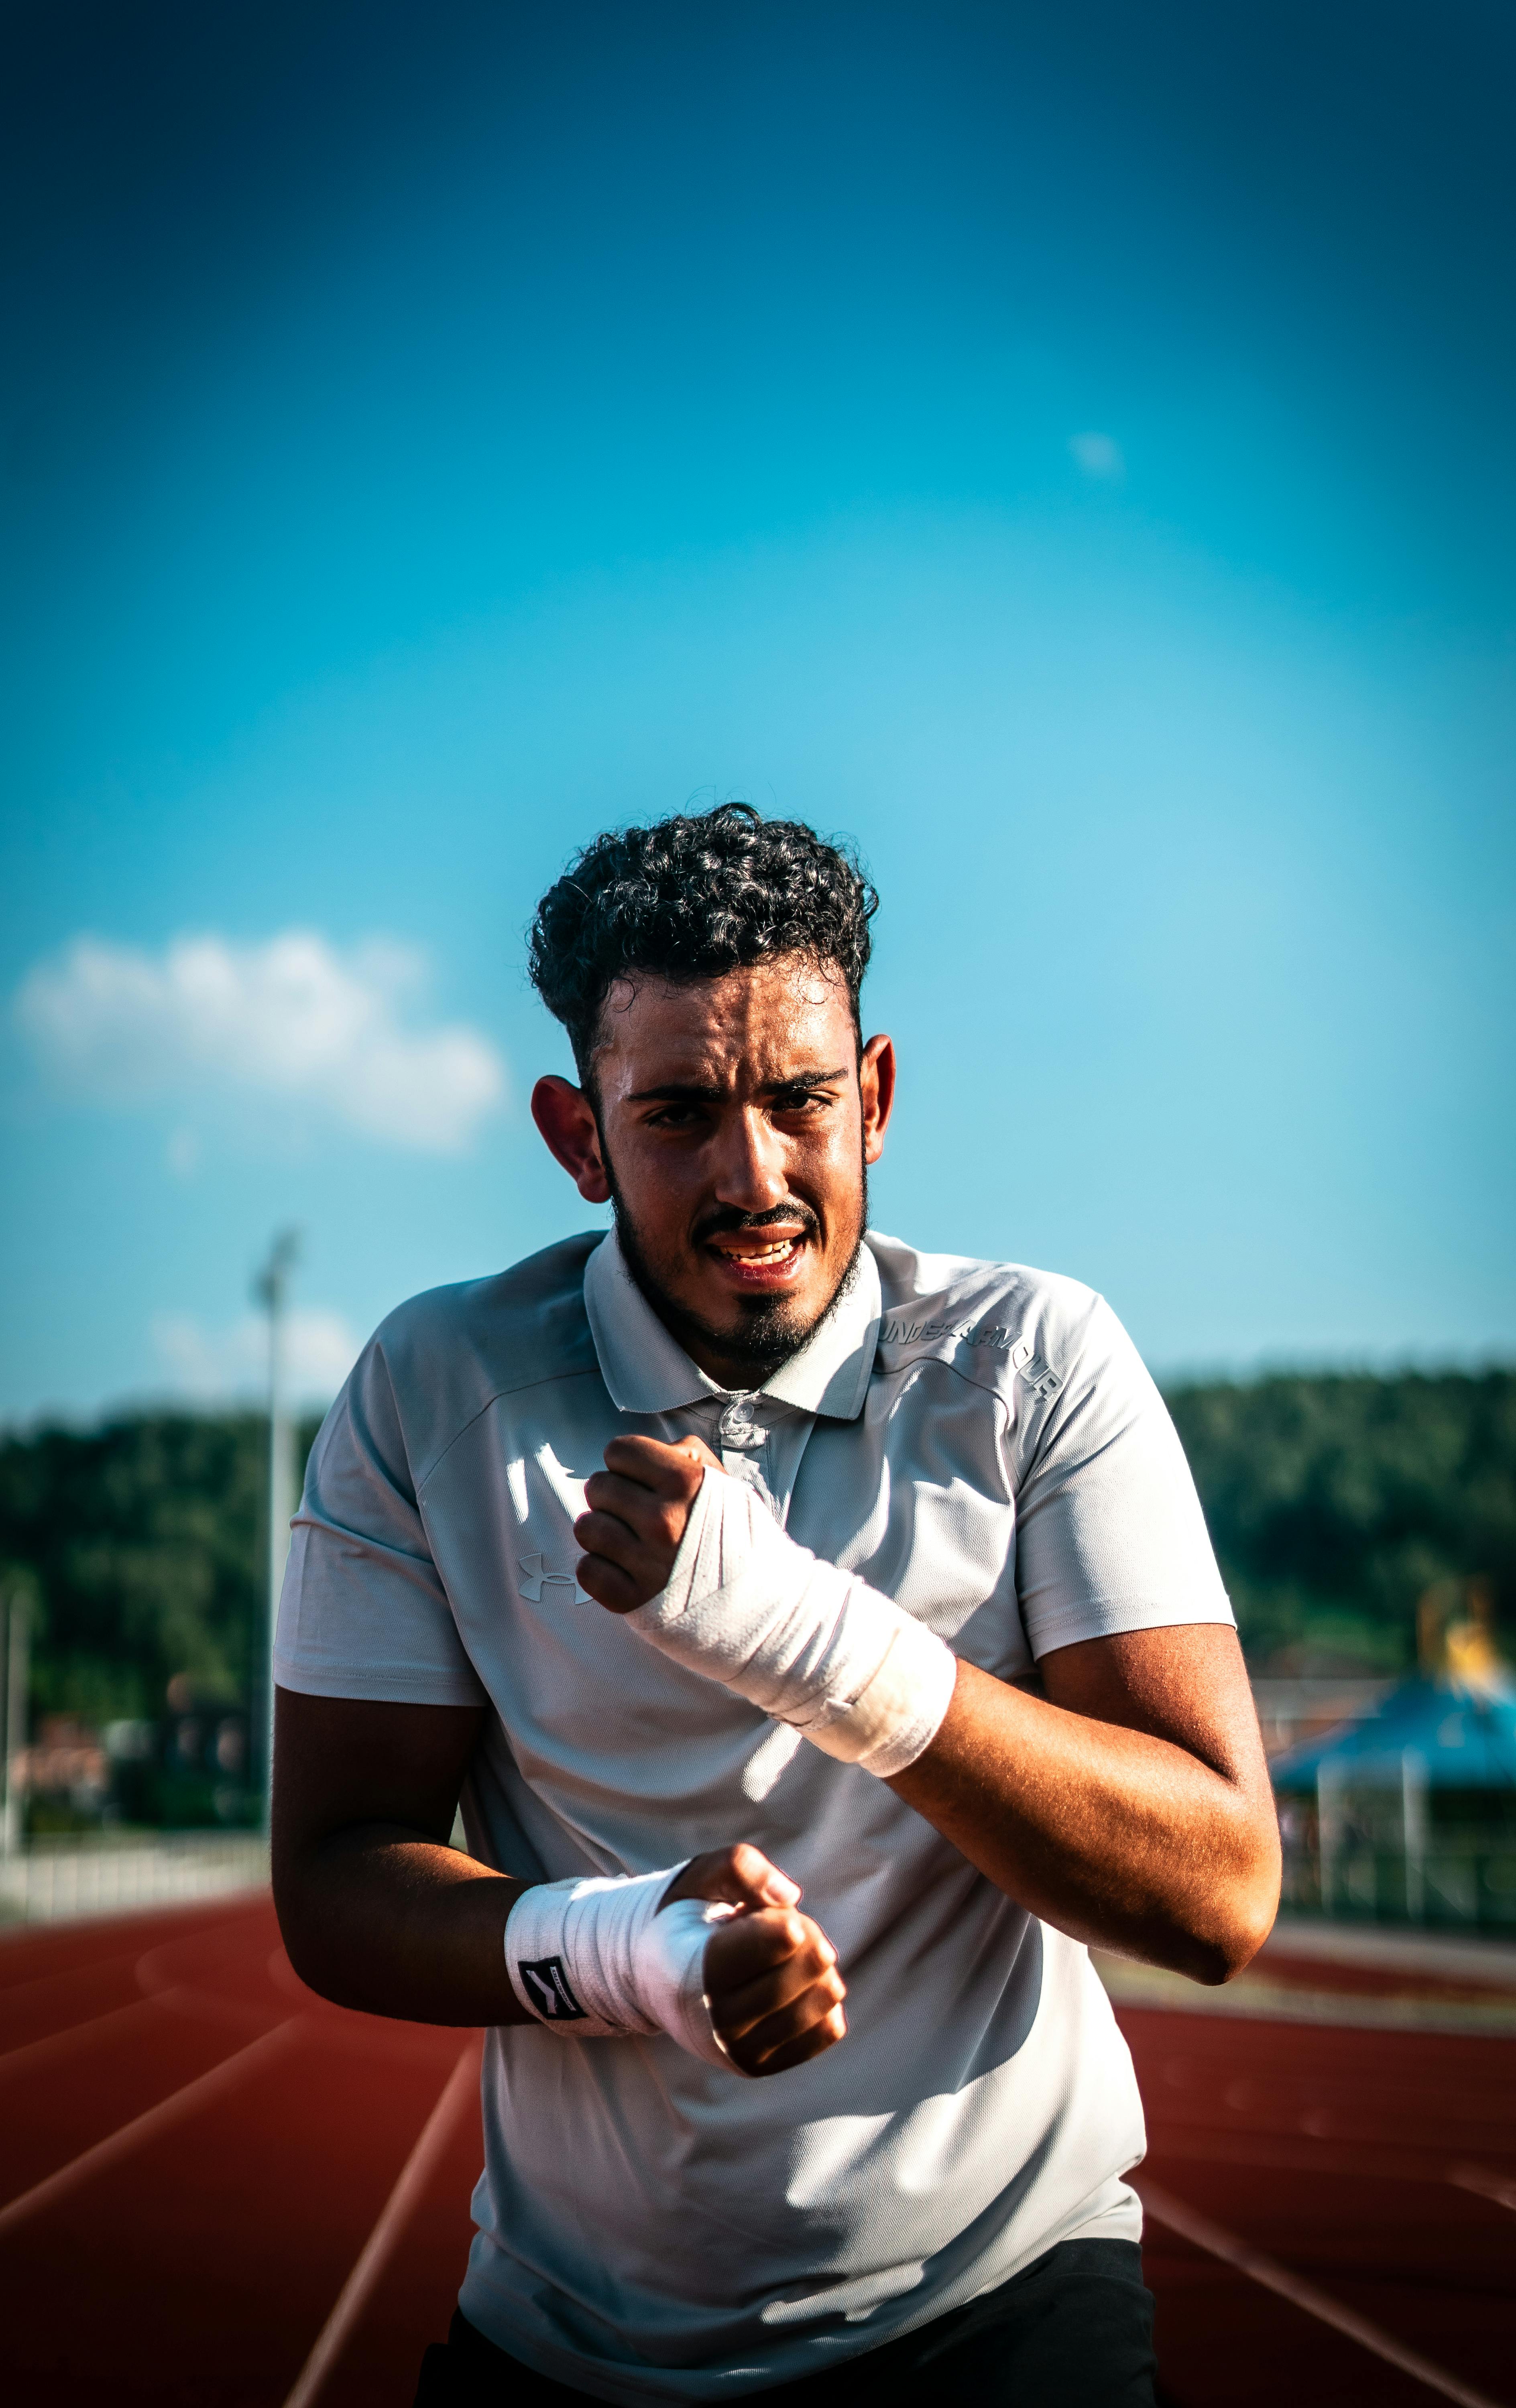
627, 1467, 958, 1779
504, 1867, 737, 2070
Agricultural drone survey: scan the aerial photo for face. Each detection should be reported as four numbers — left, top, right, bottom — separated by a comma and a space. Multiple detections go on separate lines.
531, 957, 895, 1388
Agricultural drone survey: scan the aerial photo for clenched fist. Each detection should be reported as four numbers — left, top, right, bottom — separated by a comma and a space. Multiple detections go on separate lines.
576, 1433, 720, 1613
662, 1843, 847, 2076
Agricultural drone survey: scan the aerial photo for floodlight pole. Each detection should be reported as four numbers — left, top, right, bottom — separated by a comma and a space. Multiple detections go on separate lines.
1, 1585, 30, 1859
254, 1228, 301, 1829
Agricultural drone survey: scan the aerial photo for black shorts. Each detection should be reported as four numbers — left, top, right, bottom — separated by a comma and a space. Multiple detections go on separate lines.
414, 2238, 1157, 2407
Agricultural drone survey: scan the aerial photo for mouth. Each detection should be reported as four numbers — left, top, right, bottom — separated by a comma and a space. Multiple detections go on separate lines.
702, 1225, 812, 1287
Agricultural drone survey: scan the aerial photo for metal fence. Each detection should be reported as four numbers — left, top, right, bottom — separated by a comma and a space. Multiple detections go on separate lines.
1281, 1842, 1516, 1931
8, 1829, 1514, 1938
0, 1832, 269, 1927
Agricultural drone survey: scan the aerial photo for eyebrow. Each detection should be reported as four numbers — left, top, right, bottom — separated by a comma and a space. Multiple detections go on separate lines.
626, 1066, 852, 1105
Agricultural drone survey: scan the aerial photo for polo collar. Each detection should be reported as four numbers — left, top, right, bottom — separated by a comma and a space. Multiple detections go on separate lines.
583, 1223, 881, 1422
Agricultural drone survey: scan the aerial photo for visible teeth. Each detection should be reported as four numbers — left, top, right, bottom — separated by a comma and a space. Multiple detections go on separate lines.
718, 1238, 796, 1263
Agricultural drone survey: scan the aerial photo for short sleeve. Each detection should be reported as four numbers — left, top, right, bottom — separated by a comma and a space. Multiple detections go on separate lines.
1013, 1295, 1233, 1659
274, 1336, 487, 1706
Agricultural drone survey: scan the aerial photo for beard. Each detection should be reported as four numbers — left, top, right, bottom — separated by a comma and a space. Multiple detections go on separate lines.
602, 1151, 870, 1383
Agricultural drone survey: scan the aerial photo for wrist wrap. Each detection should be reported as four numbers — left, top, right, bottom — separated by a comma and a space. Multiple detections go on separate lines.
505, 1868, 736, 2070
627, 1467, 958, 1779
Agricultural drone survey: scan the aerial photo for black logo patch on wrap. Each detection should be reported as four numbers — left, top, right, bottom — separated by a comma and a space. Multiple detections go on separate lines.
518, 1954, 587, 2020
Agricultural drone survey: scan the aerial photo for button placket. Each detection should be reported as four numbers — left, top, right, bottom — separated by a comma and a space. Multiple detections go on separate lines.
717, 1397, 771, 1493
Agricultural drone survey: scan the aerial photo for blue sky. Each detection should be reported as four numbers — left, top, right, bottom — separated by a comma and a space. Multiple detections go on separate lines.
3, 0, 1513, 1420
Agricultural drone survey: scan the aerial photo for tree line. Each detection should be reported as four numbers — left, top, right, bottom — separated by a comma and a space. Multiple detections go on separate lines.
1, 1369, 1512, 1723
1166, 1369, 1516, 1671
0, 1411, 322, 1725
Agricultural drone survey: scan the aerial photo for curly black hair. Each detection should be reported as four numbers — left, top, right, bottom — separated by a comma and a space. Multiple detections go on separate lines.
528, 803, 879, 1079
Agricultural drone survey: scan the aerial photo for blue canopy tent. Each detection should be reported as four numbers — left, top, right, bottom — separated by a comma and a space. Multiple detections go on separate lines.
1270, 1596, 1516, 1926
1271, 1671, 1516, 1798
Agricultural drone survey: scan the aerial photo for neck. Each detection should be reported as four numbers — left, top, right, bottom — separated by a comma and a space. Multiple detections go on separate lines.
633, 1281, 797, 1394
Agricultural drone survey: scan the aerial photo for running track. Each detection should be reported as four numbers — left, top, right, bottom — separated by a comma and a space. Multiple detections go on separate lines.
0, 1896, 1511, 2407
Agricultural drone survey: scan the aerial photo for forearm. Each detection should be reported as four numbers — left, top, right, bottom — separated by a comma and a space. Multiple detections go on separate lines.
274, 1816, 848, 2075
273, 1820, 533, 2026
889, 1658, 1280, 1983
576, 1452, 1279, 1982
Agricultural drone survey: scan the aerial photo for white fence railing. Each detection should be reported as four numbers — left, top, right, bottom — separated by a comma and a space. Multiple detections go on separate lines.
0, 1834, 269, 1927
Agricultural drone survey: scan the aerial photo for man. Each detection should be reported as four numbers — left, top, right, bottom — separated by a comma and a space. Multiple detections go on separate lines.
273, 803, 1279, 2407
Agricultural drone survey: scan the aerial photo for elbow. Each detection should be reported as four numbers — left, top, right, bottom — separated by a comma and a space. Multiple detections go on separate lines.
271, 1858, 342, 2008
275, 1918, 324, 2002
271, 1878, 311, 1991
1188, 1898, 1277, 1987
275, 1910, 354, 2013
1186, 1840, 1282, 1988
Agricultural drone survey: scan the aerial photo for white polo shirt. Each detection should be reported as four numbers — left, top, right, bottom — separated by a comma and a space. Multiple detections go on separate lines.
275, 1228, 1234, 2406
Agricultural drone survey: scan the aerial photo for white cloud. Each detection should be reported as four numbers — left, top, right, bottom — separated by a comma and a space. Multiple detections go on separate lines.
152, 1307, 360, 1406
15, 929, 506, 1153
1069, 431, 1125, 482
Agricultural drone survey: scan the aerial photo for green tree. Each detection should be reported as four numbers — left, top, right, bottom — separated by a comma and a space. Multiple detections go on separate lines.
1164, 1371, 1516, 1670
0, 1412, 321, 1722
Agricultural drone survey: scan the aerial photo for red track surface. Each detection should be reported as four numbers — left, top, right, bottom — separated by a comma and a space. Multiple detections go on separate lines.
1, 1895, 1511, 2407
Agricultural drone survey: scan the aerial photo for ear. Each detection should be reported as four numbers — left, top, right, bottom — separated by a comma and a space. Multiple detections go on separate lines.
531, 1076, 612, 1204
859, 1034, 895, 1165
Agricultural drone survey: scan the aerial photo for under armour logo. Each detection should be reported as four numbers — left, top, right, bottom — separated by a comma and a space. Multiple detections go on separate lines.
518, 1553, 591, 1605
518, 1954, 586, 2020
1009, 1339, 1061, 1401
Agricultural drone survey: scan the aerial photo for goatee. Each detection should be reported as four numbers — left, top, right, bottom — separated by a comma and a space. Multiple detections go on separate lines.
603, 1161, 869, 1385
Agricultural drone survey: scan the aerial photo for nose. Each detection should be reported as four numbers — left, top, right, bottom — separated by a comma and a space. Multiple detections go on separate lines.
709, 1104, 791, 1214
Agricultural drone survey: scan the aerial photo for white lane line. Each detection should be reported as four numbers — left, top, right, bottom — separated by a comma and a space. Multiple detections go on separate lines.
1139, 2180, 1506, 2408
1139, 2126, 1516, 2213
1448, 2162, 1516, 2215
0, 1897, 266, 2009
280, 2038, 481, 2408
0, 1990, 180, 2084
0, 2015, 301, 2240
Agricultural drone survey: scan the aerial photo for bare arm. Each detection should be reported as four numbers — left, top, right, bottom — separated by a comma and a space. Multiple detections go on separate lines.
576, 1439, 1281, 1986
887, 1629, 1279, 1984
271, 1688, 525, 2025
271, 1686, 848, 2069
